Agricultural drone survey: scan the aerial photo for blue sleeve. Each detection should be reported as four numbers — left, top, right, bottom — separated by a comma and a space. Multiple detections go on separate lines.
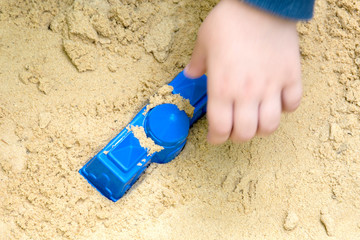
243, 0, 315, 20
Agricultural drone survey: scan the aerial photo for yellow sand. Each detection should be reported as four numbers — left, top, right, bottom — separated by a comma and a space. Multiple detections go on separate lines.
128, 125, 164, 156
145, 85, 195, 118
0, 0, 360, 239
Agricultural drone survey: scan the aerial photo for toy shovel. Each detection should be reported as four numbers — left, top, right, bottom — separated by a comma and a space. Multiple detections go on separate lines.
79, 71, 207, 202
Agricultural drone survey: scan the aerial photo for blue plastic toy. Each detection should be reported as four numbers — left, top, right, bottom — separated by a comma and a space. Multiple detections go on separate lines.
79, 71, 207, 202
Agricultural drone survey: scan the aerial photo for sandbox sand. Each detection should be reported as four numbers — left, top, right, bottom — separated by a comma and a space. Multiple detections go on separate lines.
1, 0, 360, 239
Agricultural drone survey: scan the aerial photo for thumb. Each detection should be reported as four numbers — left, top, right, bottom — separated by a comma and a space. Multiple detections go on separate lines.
185, 40, 206, 79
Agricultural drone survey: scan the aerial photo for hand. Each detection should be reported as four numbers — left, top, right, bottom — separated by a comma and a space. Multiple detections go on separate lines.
185, 0, 302, 144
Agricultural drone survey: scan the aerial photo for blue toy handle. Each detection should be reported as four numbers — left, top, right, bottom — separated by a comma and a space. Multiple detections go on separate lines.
169, 71, 207, 125
79, 70, 207, 201
169, 71, 207, 106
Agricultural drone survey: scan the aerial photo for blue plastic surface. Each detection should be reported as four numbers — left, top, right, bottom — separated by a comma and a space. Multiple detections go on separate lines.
79, 70, 207, 202
146, 104, 189, 147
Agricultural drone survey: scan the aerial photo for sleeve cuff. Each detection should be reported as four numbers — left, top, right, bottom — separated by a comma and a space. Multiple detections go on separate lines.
243, 0, 315, 21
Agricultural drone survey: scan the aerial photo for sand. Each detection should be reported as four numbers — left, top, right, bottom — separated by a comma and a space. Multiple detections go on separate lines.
145, 85, 194, 117
0, 0, 360, 239
129, 125, 164, 156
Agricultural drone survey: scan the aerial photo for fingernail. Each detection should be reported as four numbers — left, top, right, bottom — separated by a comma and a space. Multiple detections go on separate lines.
184, 64, 191, 75
184, 65, 198, 80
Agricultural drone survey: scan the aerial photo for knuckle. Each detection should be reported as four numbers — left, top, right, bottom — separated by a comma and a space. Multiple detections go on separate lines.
211, 78, 234, 98
237, 77, 265, 101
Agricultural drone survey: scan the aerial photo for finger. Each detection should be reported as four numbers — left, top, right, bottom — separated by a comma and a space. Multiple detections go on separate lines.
206, 66, 233, 144
257, 93, 282, 136
282, 80, 302, 112
206, 96, 234, 144
185, 38, 207, 79
231, 100, 259, 142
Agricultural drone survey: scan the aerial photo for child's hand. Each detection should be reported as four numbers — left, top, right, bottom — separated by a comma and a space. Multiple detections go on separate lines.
185, 0, 302, 144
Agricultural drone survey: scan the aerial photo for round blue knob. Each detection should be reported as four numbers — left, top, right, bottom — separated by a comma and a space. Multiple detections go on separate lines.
145, 104, 190, 147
